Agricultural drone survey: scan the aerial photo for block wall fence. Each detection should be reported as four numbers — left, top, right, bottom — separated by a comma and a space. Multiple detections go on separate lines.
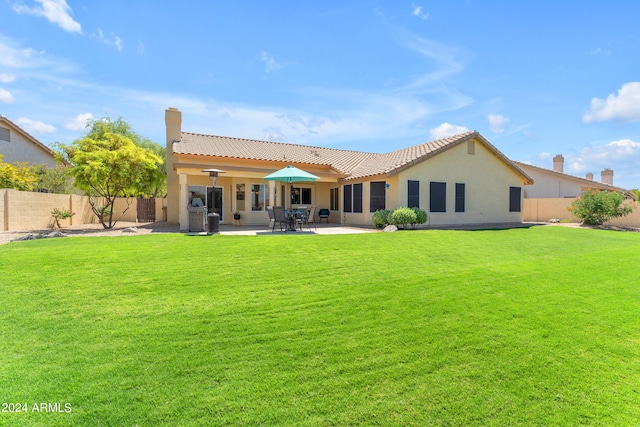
523, 198, 640, 228
0, 189, 166, 231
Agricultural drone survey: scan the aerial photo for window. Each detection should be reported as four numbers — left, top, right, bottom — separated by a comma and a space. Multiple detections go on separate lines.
509, 186, 522, 212
455, 183, 465, 213
236, 183, 245, 211
330, 188, 339, 211
408, 180, 419, 208
430, 182, 446, 213
467, 140, 475, 155
344, 185, 352, 213
292, 187, 312, 205
251, 184, 267, 211
343, 183, 363, 213
353, 183, 363, 213
0, 127, 9, 142
370, 182, 386, 212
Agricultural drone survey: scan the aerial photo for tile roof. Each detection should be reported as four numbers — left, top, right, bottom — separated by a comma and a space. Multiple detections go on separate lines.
174, 132, 371, 174
513, 161, 630, 193
174, 130, 532, 183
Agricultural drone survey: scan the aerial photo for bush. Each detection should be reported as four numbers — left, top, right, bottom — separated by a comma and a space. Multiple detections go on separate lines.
569, 189, 634, 226
371, 209, 392, 228
388, 207, 417, 229
411, 207, 428, 227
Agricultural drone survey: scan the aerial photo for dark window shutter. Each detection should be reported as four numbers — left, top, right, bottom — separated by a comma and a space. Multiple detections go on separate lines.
455, 183, 465, 212
370, 182, 386, 212
408, 180, 419, 208
343, 185, 352, 213
430, 182, 446, 213
353, 183, 363, 213
509, 186, 522, 212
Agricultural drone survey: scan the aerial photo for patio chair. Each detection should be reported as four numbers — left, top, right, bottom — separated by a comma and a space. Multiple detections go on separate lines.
294, 207, 311, 231
306, 206, 317, 230
318, 208, 330, 223
272, 206, 289, 232
266, 206, 275, 230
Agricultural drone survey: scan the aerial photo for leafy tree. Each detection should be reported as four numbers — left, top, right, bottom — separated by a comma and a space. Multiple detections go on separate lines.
0, 154, 37, 191
631, 189, 640, 201
569, 188, 634, 226
30, 163, 73, 194
80, 117, 166, 197
56, 120, 162, 229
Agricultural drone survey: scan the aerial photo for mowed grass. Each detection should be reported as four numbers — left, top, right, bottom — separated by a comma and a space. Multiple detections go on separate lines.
0, 227, 639, 426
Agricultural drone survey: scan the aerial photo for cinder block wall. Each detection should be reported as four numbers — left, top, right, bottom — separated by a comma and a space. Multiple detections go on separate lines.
523, 197, 640, 227
0, 190, 165, 231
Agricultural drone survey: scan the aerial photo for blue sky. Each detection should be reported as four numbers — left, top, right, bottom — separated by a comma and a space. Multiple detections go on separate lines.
1, 1, 639, 189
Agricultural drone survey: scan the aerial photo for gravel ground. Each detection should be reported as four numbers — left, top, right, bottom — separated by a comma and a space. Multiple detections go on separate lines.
0, 221, 180, 245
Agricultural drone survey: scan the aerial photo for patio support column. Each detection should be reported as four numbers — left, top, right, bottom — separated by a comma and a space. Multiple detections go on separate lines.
178, 173, 188, 231
268, 181, 276, 207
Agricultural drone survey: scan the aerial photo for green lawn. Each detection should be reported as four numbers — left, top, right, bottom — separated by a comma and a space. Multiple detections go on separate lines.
1, 227, 639, 426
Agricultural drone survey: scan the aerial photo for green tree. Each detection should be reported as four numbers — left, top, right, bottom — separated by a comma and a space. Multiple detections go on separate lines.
0, 154, 38, 191
81, 117, 166, 197
30, 163, 73, 194
569, 188, 634, 226
56, 121, 162, 229
631, 189, 640, 201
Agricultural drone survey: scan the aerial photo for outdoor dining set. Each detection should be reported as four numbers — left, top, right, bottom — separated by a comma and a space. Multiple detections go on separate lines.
267, 206, 318, 232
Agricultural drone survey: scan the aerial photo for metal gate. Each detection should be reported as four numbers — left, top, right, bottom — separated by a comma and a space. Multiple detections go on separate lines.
137, 198, 156, 222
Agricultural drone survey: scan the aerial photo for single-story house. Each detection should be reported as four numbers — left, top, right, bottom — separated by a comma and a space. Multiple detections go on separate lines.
514, 155, 632, 198
165, 107, 533, 230
0, 115, 58, 167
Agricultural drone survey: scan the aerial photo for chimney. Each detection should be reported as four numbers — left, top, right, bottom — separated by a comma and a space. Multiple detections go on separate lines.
586, 172, 593, 181
165, 108, 182, 225
165, 107, 182, 149
601, 168, 613, 185
553, 154, 564, 173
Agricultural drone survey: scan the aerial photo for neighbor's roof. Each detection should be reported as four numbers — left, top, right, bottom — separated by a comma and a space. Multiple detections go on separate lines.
173, 130, 533, 183
0, 115, 57, 159
513, 161, 632, 195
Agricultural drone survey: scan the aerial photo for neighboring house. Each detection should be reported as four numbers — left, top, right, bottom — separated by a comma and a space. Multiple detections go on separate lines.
0, 115, 58, 167
165, 107, 533, 230
514, 155, 631, 198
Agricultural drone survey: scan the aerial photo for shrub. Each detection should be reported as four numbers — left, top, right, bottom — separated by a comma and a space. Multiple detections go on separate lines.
50, 207, 75, 228
388, 207, 417, 229
411, 207, 428, 227
371, 209, 392, 228
569, 189, 634, 226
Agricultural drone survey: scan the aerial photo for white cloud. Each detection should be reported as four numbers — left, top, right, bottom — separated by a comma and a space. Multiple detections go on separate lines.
13, 0, 81, 33
411, 4, 429, 20
583, 82, 640, 123
0, 88, 16, 103
429, 123, 470, 140
488, 114, 510, 133
137, 41, 145, 55
15, 117, 57, 134
0, 73, 16, 83
92, 29, 123, 51
260, 51, 282, 74
65, 113, 93, 131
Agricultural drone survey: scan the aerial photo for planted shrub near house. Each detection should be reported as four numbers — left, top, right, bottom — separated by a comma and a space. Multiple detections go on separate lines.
372, 207, 428, 229
372, 209, 392, 228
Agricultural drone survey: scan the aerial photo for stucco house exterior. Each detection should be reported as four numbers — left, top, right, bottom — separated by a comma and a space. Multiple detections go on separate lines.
165, 107, 533, 230
0, 115, 57, 167
514, 155, 631, 198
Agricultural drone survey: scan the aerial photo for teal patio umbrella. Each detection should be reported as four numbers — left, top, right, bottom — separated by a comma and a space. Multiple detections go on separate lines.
263, 165, 319, 209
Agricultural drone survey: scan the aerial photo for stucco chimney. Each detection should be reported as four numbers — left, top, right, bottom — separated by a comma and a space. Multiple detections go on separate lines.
586, 172, 593, 181
553, 154, 564, 173
165, 108, 182, 225
601, 168, 613, 185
